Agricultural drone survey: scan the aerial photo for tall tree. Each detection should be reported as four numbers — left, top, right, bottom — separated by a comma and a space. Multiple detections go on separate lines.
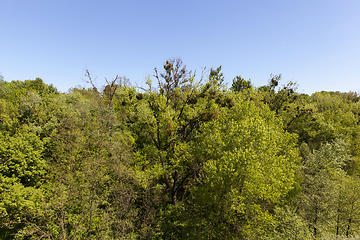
297, 139, 351, 238
181, 94, 299, 239
129, 58, 230, 207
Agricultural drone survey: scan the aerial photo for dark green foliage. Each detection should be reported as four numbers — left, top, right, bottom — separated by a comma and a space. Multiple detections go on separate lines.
231, 75, 252, 92
209, 65, 225, 86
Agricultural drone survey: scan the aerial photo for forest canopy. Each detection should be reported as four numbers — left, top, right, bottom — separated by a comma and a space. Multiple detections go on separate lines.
1, 59, 360, 239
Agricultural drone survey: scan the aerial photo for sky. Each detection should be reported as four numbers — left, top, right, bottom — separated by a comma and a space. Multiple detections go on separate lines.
1, 0, 360, 94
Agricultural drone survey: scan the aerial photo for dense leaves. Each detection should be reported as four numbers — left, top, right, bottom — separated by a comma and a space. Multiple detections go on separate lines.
1, 60, 360, 239
181, 95, 299, 239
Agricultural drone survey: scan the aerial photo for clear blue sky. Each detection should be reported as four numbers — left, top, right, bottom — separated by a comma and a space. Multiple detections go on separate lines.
1, 0, 359, 94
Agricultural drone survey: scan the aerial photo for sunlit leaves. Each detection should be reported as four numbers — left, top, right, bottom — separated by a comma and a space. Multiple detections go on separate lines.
0, 130, 46, 186
187, 95, 299, 238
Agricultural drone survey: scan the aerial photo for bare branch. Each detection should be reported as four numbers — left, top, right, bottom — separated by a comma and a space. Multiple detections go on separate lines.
84, 69, 99, 93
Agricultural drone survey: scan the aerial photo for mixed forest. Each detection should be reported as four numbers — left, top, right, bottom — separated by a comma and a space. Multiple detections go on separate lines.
1, 58, 360, 239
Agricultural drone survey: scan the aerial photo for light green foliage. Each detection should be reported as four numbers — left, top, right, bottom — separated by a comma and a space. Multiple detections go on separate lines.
290, 92, 360, 176
36, 91, 138, 239
282, 91, 360, 152
0, 78, 59, 137
129, 59, 230, 208
298, 139, 351, 238
0, 78, 58, 106
0, 129, 46, 186
334, 176, 360, 237
266, 206, 312, 240
2, 63, 360, 239
184, 94, 299, 239
320, 234, 360, 240
0, 79, 139, 239
310, 92, 359, 147
118, 59, 240, 238
0, 98, 19, 133
0, 176, 43, 240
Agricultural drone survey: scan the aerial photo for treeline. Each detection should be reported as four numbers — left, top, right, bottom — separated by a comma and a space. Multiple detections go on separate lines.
0, 59, 360, 239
